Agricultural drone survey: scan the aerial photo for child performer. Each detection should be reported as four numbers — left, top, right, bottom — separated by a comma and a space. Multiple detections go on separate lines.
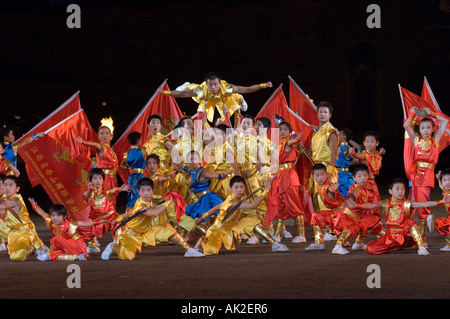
403, 108, 448, 244
205, 124, 240, 200
305, 163, 345, 251
435, 169, 450, 251
0, 141, 20, 177
101, 178, 205, 260
335, 128, 355, 198
349, 131, 385, 209
356, 178, 449, 255
332, 164, 384, 255
147, 154, 208, 239
74, 125, 119, 192
0, 175, 48, 261
196, 176, 289, 255
80, 168, 129, 253
266, 121, 306, 243
28, 199, 102, 261
120, 131, 146, 211
142, 114, 175, 175
183, 150, 228, 222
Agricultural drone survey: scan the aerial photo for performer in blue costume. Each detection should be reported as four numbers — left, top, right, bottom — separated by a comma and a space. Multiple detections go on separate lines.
335, 128, 355, 198
120, 131, 146, 210
182, 150, 229, 221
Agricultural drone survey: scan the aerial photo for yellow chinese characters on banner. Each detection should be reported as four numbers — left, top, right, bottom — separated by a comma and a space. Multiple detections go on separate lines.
18, 135, 90, 220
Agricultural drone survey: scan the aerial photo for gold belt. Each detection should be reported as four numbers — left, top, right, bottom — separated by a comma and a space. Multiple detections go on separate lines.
195, 190, 209, 199
336, 167, 349, 172
130, 168, 146, 174
416, 162, 435, 170
96, 211, 116, 219
343, 208, 361, 221
278, 163, 294, 171
103, 169, 118, 176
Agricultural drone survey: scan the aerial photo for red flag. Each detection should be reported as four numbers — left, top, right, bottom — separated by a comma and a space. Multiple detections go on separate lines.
256, 84, 313, 143
46, 109, 97, 171
399, 85, 449, 152
288, 76, 319, 128
421, 77, 441, 112
18, 135, 90, 221
113, 80, 183, 183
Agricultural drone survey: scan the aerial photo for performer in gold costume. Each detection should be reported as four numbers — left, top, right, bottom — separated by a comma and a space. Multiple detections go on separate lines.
195, 176, 289, 255
142, 114, 175, 175
101, 178, 205, 260
146, 154, 208, 239
307, 101, 339, 211
204, 124, 241, 200
0, 175, 48, 261
158, 72, 272, 126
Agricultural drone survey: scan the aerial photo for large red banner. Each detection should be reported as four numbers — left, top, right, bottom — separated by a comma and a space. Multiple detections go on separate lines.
18, 135, 90, 221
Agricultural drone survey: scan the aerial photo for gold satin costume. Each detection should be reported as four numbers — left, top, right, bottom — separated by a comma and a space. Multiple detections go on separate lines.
310, 121, 339, 210
172, 135, 202, 204
235, 133, 266, 218
143, 132, 173, 175
112, 198, 188, 260
201, 190, 272, 256
205, 141, 236, 200
148, 171, 200, 236
185, 80, 243, 124
1, 194, 44, 261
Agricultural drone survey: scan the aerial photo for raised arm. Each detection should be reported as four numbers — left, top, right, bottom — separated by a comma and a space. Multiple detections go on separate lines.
73, 136, 103, 152
28, 198, 49, 219
231, 82, 273, 94
15, 132, 45, 150
403, 113, 417, 141
8, 164, 20, 177
434, 114, 449, 144
158, 88, 197, 98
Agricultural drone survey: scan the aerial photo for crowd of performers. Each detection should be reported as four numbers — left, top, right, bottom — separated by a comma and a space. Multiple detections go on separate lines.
0, 72, 449, 262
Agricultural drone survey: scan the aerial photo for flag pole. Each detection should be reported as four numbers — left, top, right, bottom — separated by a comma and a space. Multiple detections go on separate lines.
424, 76, 441, 112
283, 104, 314, 128
398, 84, 407, 121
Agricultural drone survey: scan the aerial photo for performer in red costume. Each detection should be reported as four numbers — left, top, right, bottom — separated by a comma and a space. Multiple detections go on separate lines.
435, 169, 450, 251
28, 199, 100, 261
266, 121, 306, 243
74, 125, 119, 191
332, 164, 384, 255
305, 163, 345, 251
358, 178, 449, 255
403, 107, 448, 244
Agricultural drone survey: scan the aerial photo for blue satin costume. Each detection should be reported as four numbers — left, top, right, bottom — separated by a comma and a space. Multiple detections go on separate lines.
185, 166, 223, 221
335, 143, 354, 198
125, 147, 146, 208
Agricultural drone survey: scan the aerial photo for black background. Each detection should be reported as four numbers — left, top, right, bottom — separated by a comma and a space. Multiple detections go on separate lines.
1, 0, 449, 188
